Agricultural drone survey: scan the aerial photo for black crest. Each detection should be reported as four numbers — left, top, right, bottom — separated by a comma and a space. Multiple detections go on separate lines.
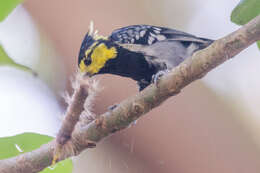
78, 33, 95, 64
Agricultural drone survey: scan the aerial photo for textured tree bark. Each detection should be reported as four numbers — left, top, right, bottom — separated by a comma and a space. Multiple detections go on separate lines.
0, 14, 260, 173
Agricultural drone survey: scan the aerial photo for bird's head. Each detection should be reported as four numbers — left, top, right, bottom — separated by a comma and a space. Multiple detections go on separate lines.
78, 23, 117, 76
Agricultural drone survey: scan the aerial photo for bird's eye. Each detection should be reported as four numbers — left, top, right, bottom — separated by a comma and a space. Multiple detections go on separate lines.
84, 58, 91, 66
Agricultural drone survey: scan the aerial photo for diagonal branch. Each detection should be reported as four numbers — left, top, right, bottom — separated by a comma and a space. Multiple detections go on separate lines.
1, 14, 260, 173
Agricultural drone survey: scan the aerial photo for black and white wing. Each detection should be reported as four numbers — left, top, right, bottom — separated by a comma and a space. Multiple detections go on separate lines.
109, 25, 212, 45
110, 25, 213, 74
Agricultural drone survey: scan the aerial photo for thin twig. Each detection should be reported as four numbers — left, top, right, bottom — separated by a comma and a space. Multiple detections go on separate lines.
53, 74, 100, 164
56, 75, 89, 146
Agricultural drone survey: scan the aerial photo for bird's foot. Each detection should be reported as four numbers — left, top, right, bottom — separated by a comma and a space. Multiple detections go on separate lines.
152, 70, 170, 87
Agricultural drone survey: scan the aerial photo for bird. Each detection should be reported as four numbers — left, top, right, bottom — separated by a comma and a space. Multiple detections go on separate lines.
78, 22, 213, 91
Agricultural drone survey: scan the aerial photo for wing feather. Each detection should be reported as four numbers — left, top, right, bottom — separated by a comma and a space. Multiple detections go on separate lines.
109, 25, 213, 45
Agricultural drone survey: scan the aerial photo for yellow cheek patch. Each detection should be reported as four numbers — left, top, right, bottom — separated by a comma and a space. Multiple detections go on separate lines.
79, 41, 98, 73
79, 59, 87, 73
86, 43, 117, 74
85, 42, 98, 58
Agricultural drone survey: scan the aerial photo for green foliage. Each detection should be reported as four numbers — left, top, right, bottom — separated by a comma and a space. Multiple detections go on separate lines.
0, 133, 51, 159
231, 0, 260, 25
41, 159, 73, 173
0, 133, 73, 173
0, 0, 23, 21
0, 45, 36, 74
257, 41, 260, 49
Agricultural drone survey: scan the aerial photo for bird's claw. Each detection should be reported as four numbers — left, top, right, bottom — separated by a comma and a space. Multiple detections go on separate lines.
152, 70, 170, 86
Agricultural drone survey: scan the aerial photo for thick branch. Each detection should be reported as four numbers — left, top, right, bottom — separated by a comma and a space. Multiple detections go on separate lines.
1, 15, 260, 173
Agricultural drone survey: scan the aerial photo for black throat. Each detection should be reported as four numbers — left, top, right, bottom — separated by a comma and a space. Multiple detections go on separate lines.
99, 46, 159, 82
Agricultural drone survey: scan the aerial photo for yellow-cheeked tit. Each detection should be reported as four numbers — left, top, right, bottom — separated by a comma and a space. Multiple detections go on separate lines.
78, 24, 213, 91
